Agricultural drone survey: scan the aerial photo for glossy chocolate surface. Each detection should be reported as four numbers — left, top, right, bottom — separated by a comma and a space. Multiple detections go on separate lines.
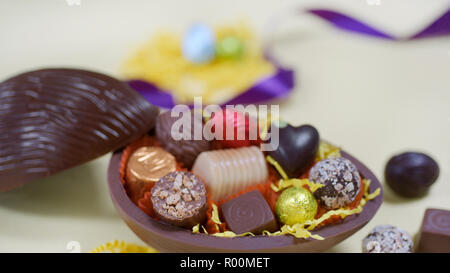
417, 208, 450, 253
0, 68, 159, 191
385, 152, 439, 197
221, 190, 278, 234
156, 110, 211, 168
151, 171, 207, 229
108, 149, 383, 253
267, 124, 319, 178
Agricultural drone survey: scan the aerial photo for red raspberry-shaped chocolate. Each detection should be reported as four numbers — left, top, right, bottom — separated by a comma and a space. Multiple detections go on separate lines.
210, 109, 260, 148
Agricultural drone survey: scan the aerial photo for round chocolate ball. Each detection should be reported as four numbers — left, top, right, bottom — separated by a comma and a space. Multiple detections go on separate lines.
362, 225, 413, 253
385, 152, 439, 198
275, 186, 318, 225
309, 157, 361, 210
156, 110, 211, 168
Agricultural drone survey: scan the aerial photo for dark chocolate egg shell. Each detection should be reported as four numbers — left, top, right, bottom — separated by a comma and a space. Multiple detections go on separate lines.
108, 149, 383, 252
0, 68, 159, 191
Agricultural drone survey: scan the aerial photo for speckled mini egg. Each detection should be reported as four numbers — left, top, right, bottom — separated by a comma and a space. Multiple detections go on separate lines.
182, 24, 216, 64
309, 157, 361, 210
216, 36, 244, 60
362, 225, 413, 253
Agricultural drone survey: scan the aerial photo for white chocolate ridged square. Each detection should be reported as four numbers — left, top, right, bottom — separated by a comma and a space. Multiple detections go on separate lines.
192, 146, 268, 201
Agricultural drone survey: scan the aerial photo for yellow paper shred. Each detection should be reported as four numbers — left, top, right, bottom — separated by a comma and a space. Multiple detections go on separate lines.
90, 240, 158, 253
192, 224, 209, 235
213, 231, 255, 238
192, 224, 200, 234
271, 178, 324, 193
366, 187, 381, 201
211, 203, 222, 225
201, 225, 209, 234
316, 141, 341, 161
266, 155, 288, 180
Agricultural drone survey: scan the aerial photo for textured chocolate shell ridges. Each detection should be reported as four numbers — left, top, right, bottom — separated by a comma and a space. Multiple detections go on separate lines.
0, 68, 159, 191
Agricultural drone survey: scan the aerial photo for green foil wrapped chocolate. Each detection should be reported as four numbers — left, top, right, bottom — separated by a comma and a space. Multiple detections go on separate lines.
275, 187, 318, 225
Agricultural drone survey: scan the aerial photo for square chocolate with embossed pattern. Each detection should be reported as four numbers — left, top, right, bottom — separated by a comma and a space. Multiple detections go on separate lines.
417, 208, 450, 253
221, 190, 278, 235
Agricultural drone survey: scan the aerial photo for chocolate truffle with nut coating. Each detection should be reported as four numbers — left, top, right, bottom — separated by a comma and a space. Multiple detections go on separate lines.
309, 157, 361, 209
151, 171, 207, 228
362, 225, 413, 253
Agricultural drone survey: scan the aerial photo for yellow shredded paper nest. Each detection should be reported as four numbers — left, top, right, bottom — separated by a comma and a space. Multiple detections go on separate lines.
122, 23, 275, 104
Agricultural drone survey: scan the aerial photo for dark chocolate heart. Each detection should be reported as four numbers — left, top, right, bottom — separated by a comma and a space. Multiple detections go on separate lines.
0, 68, 159, 191
268, 124, 319, 178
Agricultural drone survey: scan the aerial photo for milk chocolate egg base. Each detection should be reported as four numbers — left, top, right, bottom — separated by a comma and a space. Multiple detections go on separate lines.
108, 138, 383, 253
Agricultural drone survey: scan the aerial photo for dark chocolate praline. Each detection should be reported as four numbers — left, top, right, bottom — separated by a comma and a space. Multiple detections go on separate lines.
267, 124, 319, 178
151, 171, 207, 228
221, 190, 278, 234
385, 152, 439, 198
156, 110, 211, 168
309, 157, 361, 210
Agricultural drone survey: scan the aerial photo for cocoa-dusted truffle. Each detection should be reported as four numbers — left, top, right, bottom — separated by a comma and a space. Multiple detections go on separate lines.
309, 157, 361, 209
156, 110, 211, 168
362, 225, 413, 253
151, 171, 207, 228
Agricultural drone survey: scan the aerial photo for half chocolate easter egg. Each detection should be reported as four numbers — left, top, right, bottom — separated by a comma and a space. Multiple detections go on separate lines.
0, 68, 159, 191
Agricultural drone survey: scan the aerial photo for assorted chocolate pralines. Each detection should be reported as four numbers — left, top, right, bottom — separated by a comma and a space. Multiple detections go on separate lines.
119, 108, 372, 236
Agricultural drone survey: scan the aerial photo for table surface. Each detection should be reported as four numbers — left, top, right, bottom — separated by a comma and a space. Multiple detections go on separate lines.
0, 0, 449, 253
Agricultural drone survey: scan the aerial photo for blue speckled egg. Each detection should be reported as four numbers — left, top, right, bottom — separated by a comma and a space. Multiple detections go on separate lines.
182, 24, 216, 64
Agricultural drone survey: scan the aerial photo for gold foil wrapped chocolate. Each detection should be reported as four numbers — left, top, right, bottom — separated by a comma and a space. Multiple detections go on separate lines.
275, 187, 318, 225
126, 146, 176, 202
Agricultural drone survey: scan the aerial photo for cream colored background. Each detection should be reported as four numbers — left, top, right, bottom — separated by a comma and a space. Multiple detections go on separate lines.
0, 0, 449, 253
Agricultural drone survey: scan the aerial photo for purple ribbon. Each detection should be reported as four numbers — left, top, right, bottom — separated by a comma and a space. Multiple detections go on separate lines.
307, 8, 450, 40
128, 65, 294, 109
128, 8, 450, 108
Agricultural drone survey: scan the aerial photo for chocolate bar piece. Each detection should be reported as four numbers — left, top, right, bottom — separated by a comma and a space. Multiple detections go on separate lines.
221, 190, 278, 234
151, 171, 207, 228
417, 208, 450, 253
